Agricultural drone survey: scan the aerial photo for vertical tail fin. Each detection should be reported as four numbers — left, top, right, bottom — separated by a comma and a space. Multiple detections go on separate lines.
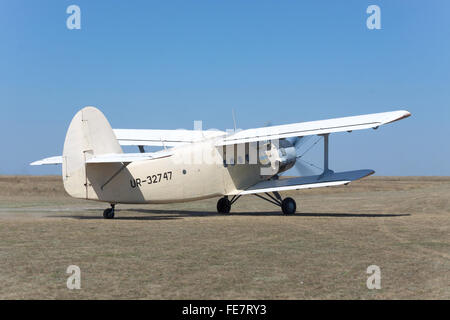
62, 106, 122, 199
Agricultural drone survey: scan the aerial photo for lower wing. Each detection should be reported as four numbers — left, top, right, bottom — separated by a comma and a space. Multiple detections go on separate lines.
228, 169, 374, 195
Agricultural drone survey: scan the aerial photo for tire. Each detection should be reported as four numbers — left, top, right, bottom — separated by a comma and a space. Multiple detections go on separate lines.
103, 208, 115, 219
217, 197, 231, 214
281, 197, 296, 215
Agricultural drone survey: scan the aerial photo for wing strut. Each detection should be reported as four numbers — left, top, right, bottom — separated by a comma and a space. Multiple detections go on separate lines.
320, 133, 333, 177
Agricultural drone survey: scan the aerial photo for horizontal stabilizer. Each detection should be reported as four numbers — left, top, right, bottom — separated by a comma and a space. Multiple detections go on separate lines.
30, 151, 171, 165
30, 156, 63, 166
231, 169, 375, 195
85, 151, 171, 164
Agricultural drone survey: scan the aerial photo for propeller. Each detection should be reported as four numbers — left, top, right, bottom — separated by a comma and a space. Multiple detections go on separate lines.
288, 136, 320, 176
262, 121, 322, 177
294, 158, 318, 176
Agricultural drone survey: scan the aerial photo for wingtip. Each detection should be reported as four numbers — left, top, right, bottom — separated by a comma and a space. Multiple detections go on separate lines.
382, 109, 411, 125
401, 110, 412, 118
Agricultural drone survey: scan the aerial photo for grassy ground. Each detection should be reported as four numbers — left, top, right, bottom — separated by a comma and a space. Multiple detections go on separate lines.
0, 175, 448, 299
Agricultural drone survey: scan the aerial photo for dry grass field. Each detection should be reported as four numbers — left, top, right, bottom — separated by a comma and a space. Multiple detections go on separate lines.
0, 175, 448, 299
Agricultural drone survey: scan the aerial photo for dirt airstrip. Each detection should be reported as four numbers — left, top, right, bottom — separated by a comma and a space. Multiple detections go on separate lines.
0, 175, 448, 299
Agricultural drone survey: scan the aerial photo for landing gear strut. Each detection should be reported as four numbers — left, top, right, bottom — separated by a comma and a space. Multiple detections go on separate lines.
216, 193, 297, 215
254, 192, 297, 215
216, 195, 242, 214
103, 204, 115, 219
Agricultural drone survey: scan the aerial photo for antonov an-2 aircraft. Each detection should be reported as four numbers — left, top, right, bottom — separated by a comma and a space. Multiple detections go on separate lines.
31, 107, 410, 219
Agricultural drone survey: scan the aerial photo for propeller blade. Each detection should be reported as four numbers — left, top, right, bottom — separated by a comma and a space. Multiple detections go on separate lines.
294, 158, 317, 176
290, 136, 311, 150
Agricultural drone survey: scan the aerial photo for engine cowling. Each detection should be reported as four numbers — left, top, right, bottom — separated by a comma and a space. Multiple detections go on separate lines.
259, 139, 297, 176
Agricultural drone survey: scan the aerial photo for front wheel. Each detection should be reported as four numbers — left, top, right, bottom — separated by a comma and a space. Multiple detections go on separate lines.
281, 197, 296, 215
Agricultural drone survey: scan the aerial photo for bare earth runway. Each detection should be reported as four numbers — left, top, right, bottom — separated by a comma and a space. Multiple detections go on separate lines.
0, 176, 448, 299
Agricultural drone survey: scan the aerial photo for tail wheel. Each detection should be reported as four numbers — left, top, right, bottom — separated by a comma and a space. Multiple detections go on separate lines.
281, 197, 296, 215
103, 205, 115, 219
217, 197, 231, 214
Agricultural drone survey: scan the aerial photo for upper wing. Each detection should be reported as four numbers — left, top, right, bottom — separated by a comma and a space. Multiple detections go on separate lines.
114, 129, 226, 147
217, 110, 411, 146
228, 169, 374, 196
31, 110, 410, 165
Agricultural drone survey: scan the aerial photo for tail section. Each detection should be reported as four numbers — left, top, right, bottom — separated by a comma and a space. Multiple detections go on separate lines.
62, 106, 123, 199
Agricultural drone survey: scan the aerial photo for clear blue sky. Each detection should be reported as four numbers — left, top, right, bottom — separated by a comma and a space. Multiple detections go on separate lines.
1, 0, 449, 175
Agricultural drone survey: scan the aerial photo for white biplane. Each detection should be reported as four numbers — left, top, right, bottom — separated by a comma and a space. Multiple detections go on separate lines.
31, 107, 410, 218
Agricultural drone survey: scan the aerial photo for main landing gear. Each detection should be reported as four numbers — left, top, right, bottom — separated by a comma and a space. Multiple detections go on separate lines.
281, 197, 296, 215
103, 204, 115, 219
217, 197, 232, 214
216, 193, 297, 215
